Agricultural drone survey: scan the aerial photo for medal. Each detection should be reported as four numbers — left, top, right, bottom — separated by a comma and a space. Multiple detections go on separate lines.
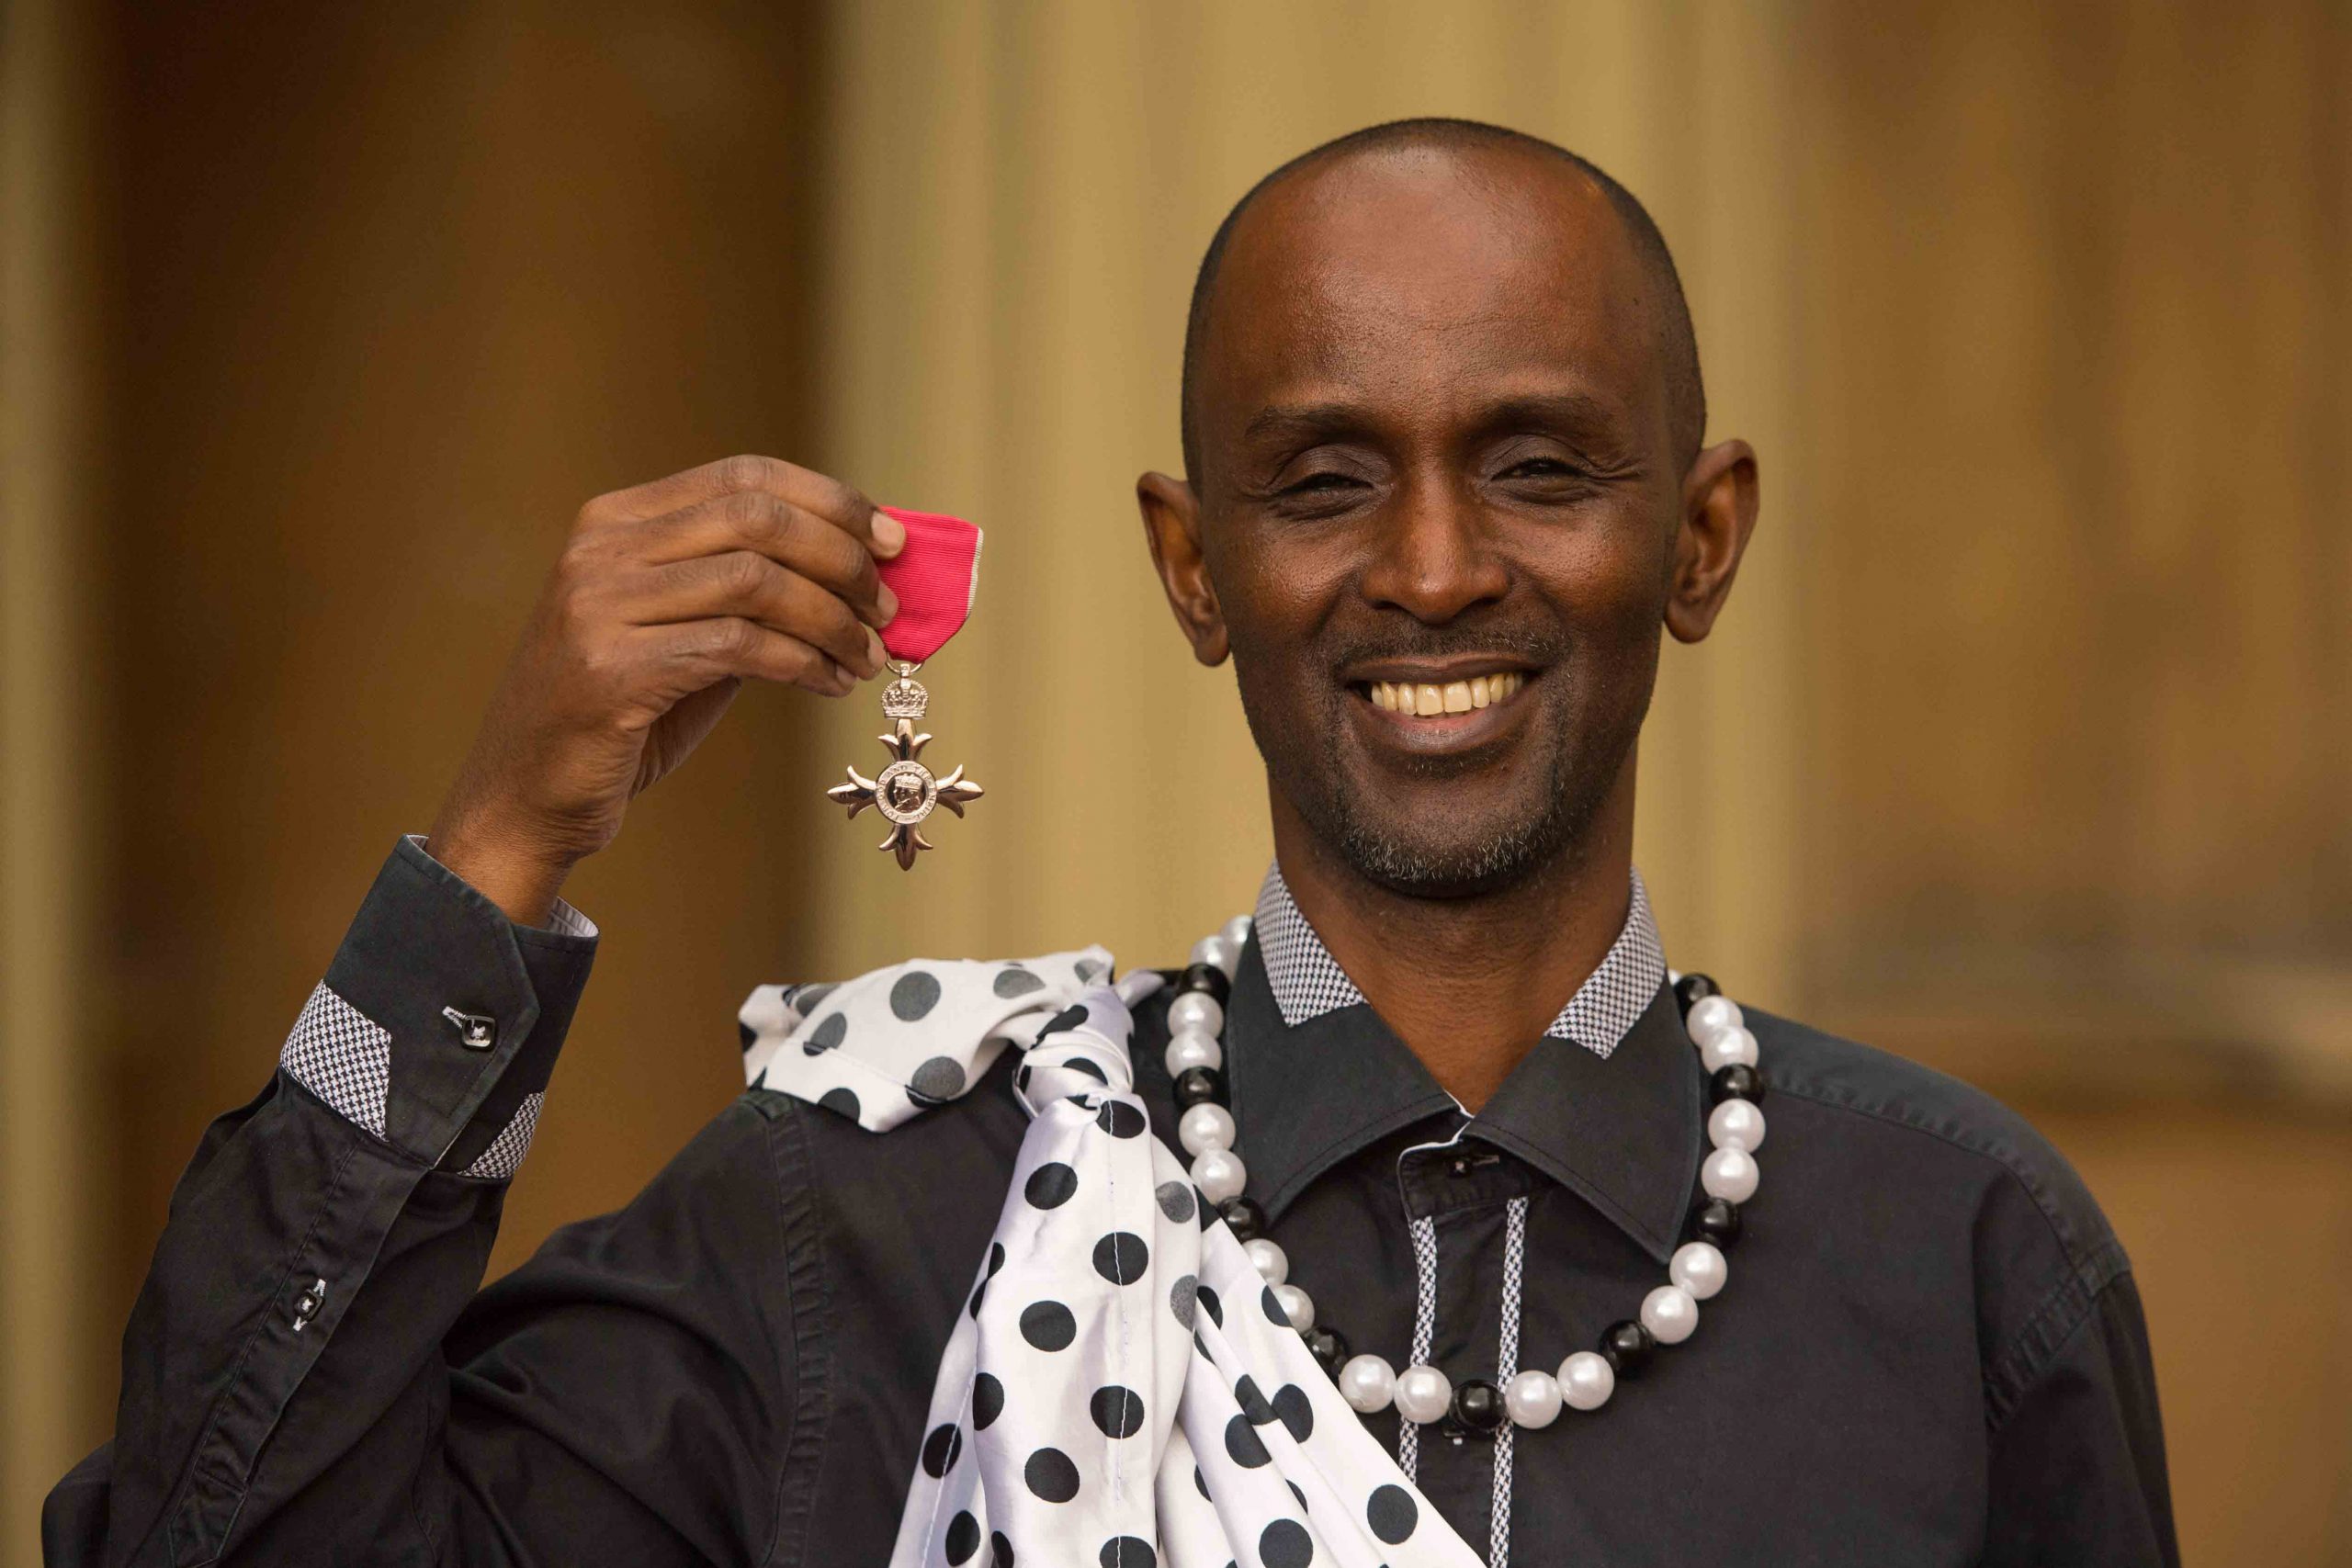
826, 508, 984, 869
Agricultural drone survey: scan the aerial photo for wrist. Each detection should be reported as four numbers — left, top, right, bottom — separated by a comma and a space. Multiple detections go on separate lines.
423, 811, 576, 927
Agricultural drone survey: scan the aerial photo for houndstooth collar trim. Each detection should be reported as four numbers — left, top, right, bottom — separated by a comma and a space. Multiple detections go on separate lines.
1250, 863, 1665, 1061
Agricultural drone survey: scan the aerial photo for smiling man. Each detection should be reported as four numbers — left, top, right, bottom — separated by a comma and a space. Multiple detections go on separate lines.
51, 121, 2175, 1567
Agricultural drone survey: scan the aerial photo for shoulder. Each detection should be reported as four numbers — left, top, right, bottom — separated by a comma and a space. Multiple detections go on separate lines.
1740, 1010, 2152, 1427
512, 1094, 799, 1269
1747, 1007, 2128, 1288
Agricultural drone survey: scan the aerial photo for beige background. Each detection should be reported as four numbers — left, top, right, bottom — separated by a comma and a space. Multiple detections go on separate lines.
5, 0, 2347, 1560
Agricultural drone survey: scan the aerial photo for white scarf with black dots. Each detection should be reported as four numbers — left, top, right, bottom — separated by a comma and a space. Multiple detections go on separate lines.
740, 951, 1480, 1568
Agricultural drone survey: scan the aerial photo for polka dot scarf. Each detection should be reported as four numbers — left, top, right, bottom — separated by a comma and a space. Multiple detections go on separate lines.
741, 953, 1481, 1568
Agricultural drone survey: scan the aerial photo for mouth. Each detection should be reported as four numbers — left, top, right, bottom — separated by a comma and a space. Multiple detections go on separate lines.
1339, 658, 1543, 756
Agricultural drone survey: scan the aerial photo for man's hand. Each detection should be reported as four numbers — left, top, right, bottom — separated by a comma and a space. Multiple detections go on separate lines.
426, 456, 905, 923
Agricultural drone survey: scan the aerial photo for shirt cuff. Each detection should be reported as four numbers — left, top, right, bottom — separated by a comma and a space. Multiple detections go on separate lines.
401, 832, 599, 940
277, 835, 598, 1176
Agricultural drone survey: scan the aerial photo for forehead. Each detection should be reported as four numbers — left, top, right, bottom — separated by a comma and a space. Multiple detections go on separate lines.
1199, 144, 1664, 441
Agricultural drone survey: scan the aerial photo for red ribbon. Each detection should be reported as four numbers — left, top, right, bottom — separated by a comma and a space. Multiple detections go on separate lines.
875, 507, 984, 664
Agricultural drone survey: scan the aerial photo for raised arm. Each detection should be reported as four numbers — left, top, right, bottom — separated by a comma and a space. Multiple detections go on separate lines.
46, 457, 900, 1565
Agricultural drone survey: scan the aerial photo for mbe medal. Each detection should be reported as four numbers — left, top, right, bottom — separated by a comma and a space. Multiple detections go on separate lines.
826, 507, 985, 870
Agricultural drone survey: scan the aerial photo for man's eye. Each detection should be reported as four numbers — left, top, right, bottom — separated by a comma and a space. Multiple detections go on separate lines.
1286, 472, 1362, 493
1501, 457, 1577, 479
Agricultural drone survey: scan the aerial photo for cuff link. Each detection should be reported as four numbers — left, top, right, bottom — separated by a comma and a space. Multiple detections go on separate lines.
440, 1006, 497, 1051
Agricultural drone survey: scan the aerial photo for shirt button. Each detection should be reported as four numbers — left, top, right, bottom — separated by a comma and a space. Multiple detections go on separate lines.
291, 1277, 327, 1332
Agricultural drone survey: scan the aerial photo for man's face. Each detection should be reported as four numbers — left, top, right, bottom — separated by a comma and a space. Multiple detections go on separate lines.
1177, 145, 1685, 897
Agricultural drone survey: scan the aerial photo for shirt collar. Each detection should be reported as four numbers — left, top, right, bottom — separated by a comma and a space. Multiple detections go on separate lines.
1252, 863, 1665, 1057
1226, 864, 1700, 1263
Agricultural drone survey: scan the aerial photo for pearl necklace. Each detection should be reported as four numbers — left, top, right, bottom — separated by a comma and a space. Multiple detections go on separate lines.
1159, 916, 1767, 1436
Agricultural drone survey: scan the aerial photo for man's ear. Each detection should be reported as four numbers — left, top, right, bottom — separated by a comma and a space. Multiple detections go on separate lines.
1664, 438, 1760, 644
1136, 470, 1230, 666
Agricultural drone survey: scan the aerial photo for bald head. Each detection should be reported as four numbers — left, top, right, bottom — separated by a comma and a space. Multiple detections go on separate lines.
1178, 118, 1705, 482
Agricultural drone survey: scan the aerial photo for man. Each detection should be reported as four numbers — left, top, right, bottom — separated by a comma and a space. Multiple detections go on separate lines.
49, 120, 2175, 1565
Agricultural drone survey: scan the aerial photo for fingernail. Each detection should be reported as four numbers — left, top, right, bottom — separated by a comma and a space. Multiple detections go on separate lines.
866, 626, 888, 671
872, 509, 907, 557
876, 584, 899, 625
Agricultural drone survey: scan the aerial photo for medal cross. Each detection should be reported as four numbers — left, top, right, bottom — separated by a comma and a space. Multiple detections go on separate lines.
826, 716, 983, 870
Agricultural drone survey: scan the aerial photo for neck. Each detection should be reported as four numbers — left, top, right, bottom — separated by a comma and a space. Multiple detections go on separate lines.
1269, 762, 1639, 1113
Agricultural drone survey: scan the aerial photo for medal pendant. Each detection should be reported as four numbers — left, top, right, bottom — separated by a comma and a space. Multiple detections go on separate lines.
825, 660, 984, 870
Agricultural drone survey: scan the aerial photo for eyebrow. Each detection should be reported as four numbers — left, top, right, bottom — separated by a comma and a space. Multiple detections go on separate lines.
1238, 402, 1369, 446
1476, 390, 1623, 433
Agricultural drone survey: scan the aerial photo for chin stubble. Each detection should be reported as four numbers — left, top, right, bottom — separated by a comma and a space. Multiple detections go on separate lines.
1248, 677, 1625, 900
1318, 723, 1590, 897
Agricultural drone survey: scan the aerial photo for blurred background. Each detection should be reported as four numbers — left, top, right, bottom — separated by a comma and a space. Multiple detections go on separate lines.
4, 0, 2346, 1560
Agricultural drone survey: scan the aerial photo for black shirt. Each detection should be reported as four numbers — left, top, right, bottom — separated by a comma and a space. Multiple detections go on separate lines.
46, 838, 2177, 1565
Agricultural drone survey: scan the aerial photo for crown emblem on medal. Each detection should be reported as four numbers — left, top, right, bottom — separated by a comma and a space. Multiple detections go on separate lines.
880, 676, 929, 721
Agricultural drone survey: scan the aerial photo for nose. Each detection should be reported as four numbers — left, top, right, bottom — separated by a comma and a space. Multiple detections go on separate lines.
1356, 473, 1510, 624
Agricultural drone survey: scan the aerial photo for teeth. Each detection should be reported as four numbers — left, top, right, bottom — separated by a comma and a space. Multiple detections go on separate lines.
1365, 671, 1523, 715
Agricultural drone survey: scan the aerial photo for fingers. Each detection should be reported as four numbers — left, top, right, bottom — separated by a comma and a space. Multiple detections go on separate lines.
629, 550, 887, 677
628, 488, 898, 628
638, 617, 858, 698
587, 454, 905, 560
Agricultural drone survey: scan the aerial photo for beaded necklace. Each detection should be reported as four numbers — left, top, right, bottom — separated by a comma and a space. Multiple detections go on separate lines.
1159, 917, 1766, 1436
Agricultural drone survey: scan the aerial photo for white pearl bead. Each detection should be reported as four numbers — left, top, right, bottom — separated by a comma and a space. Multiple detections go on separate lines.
1393, 1364, 1453, 1426
1221, 914, 1254, 950
1701, 1145, 1759, 1203
1685, 994, 1744, 1044
1192, 1147, 1246, 1202
1190, 933, 1241, 977
1707, 1098, 1766, 1152
1558, 1350, 1615, 1411
1179, 1101, 1236, 1156
1164, 1030, 1223, 1077
1166, 991, 1224, 1040
1272, 1282, 1315, 1332
1669, 1240, 1728, 1301
1243, 1237, 1288, 1286
1502, 1369, 1563, 1428
1339, 1353, 1396, 1413
1641, 1283, 1699, 1344
1698, 1024, 1759, 1072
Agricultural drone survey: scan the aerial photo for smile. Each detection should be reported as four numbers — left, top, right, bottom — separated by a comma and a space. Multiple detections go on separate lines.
1360, 671, 1527, 716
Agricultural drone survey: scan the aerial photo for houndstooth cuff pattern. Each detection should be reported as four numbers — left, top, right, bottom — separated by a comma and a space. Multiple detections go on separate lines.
278, 982, 547, 1179
458, 1092, 544, 1180
280, 983, 393, 1137
1252, 863, 1667, 1060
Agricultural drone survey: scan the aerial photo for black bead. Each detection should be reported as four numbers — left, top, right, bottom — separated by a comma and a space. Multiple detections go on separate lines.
1171, 1066, 1224, 1108
1218, 1196, 1266, 1242
1447, 1378, 1506, 1436
1709, 1063, 1765, 1106
1176, 962, 1231, 1006
1304, 1325, 1351, 1375
1690, 1197, 1743, 1249
1598, 1319, 1657, 1378
1673, 973, 1720, 1016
